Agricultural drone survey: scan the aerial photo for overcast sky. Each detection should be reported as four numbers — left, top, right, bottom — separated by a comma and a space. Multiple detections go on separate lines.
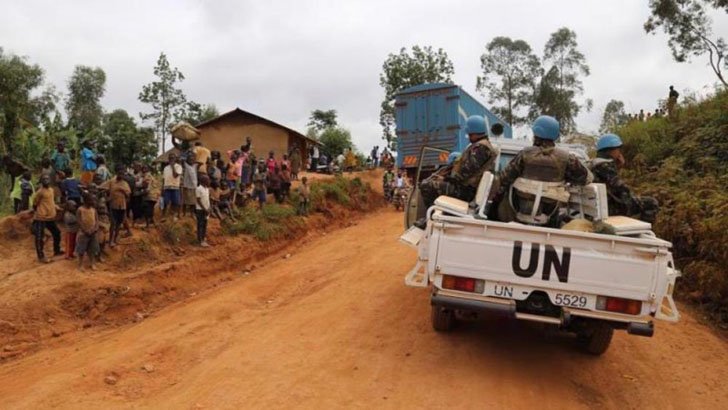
2, 0, 727, 151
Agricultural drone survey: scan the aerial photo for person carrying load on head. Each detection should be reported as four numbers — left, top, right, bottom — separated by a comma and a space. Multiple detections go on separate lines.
497, 115, 591, 228
590, 134, 659, 223
415, 115, 498, 228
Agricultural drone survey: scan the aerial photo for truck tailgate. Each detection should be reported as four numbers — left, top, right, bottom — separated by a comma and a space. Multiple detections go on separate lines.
430, 219, 670, 302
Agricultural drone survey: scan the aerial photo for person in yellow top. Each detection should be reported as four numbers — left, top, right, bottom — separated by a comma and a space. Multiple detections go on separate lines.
192, 141, 212, 174
345, 149, 357, 173
32, 175, 63, 263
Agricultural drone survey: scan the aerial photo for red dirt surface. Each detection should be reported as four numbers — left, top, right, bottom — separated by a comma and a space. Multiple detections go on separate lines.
1, 170, 727, 408
0, 171, 384, 361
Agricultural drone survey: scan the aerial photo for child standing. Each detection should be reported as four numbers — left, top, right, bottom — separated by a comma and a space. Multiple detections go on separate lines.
195, 174, 211, 247
280, 164, 292, 201
269, 166, 282, 203
104, 165, 131, 248
11, 171, 34, 214
252, 162, 268, 210
76, 195, 100, 271
32, 175, 62, 263
93, 185, 111, 261
182, 154, 198, 218
209, 180, 223, 220
60, 169, 82, 204
297, 176, 310, 216
63, 200, 79, 260
142, 165, 160, 229
94, 155, 111, 184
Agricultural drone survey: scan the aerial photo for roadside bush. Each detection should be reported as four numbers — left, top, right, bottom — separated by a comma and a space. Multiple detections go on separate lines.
158, 219, 195, 246
223, 203, 300, 241
615, 90, 728, 325
308, 176, 374, 211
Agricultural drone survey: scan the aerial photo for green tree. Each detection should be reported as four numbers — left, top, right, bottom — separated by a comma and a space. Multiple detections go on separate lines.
65, 65, 106, 138
103, 109, 158, 167
179, 101, 219, 125
476, 37, 541, 126
0, 48, 59, 156
379, 46, 454, 149
319, 127, 353, 158
307, 109, 338, 131
533, 27, 590, 132
644, 0, 727, 87
599, 100, 628, 133
139, 52, 187, 153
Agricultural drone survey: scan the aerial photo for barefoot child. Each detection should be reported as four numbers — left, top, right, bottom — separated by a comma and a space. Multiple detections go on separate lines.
195, 174, 211, 247
63, 200, 79, 259
297, 176, 310, 216
76, 195, 100, 271
252, 162, 268, 210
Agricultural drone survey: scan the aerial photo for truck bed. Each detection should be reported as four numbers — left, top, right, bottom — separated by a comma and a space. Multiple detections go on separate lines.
410, 211, 679, 325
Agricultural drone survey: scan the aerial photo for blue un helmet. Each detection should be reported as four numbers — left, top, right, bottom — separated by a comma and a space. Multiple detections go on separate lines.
464, 115, 487, 135
447, 151, 462, 165
531, 115, 560, 141
596, 134, 623, 152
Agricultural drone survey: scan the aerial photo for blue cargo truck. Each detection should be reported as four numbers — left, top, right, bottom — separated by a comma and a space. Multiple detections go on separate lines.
394, 83, 512, 175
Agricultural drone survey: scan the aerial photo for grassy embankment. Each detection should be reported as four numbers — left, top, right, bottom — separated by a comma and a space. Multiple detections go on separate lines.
616, 90, 728, 326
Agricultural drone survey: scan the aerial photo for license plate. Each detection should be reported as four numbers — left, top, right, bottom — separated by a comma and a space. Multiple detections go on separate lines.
483, 282, 594, 309
551, 292, 593, 309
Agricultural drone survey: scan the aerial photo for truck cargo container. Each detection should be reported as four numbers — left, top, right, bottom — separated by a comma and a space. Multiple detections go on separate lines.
394, 83, 512, 174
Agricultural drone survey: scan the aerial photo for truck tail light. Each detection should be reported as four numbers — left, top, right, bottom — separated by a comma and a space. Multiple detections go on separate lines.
442, 275, 485, 294
596, 296, 642, 315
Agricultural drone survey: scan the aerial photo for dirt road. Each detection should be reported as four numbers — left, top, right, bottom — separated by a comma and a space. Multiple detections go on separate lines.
1, 208, 726, 409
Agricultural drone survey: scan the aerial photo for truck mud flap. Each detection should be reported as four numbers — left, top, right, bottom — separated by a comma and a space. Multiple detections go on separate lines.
431, 294, 516, 317
655, 262, 681, 323
404, 259, 429, 288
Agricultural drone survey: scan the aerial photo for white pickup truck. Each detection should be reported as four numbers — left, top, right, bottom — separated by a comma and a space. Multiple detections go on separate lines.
400, 147, 680, 355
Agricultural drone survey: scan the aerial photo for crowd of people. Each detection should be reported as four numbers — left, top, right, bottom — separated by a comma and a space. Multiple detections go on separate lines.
305, 144, 395, 174
10, 137, 313, 268
626, 85, 680, 123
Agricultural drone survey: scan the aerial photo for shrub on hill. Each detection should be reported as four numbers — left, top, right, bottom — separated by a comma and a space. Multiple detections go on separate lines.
616, 90, 728, 325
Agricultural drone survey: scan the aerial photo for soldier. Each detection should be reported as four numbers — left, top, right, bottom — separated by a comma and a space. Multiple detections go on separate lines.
415, 115, 498, 228
497, 115, 591, 227
590, 134, 659, 223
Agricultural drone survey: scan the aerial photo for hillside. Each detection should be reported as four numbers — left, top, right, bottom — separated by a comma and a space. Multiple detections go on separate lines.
616, 90, 728, 326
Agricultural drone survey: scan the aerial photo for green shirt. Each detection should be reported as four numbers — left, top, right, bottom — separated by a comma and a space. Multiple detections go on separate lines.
51, 150, 71, 171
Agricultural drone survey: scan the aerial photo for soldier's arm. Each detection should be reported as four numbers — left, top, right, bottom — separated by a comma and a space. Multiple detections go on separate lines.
594, 162, 640, 209
451, 145, 493, 183
565, 154, 592, 186
496, 151, 524, 192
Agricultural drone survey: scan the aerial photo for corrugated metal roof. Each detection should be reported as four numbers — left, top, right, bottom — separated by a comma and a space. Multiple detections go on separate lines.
195, 108, 321, 145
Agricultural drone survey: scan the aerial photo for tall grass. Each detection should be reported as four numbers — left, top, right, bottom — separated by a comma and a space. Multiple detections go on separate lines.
616, 90, 728, 324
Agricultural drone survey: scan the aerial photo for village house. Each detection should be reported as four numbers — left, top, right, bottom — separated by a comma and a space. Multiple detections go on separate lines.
159, 108, 319, 162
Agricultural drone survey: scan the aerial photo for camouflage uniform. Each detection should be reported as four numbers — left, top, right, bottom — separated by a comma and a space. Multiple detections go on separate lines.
589, 156, 659, 223
420, 137, 497, 210
498, 145, 591, 226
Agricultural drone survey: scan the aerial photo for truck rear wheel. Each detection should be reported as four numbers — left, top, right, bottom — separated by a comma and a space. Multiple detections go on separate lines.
578, 322, 614, 355
431, 305, 455, 332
